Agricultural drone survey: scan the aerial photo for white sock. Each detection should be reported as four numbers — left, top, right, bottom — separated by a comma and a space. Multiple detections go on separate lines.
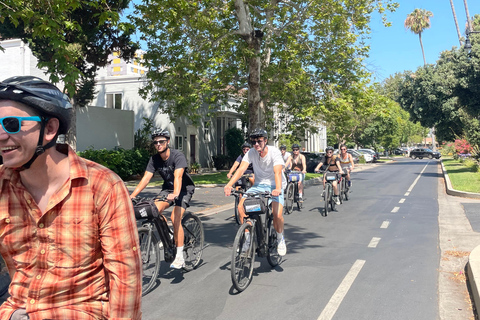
299, 193, 303, 197
176, 246, 184, 259
245, 231, 251, 242
277, 232, 284, 241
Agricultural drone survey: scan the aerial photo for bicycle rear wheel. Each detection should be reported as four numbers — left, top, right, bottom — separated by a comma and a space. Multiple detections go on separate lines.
323, 185, 329, 216
231, 222, 255, 292
138, 226, 161, 296
0, 255, 10, 297
284, 182, 295, 215
182, 212, 204, 271
266, 216, 281, 267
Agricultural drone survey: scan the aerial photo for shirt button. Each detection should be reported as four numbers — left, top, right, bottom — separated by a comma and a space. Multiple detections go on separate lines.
5, 219, 10, 223
38, 223, 44, 228
40, 250, 46, 254
36, 275, 41, 280
30, 299, 35, 304
133, 246, 137, 251
27, 200, 31, 204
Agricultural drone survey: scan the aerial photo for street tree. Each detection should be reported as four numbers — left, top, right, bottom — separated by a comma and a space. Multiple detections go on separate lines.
404, 8, 433, 66
131, 0, 398, 133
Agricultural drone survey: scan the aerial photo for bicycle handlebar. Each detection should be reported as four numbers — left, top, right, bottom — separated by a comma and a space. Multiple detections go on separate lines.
230, 190, 272, 198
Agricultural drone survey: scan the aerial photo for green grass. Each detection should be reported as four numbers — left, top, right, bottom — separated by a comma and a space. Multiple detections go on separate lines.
442, 158, 480, 193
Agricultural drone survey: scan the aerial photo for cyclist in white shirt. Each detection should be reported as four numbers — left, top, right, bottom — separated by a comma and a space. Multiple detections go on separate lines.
224, 128, 287, 256
280, 145, 291, 163
338, 144, 354, 187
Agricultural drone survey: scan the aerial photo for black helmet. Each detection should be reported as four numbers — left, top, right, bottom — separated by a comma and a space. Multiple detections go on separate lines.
249, 128, 268, 139
292, 143, 300, 150
151, 128, 170, 140
326, 146, 334, 151
241, 142, 252, 148
0, 76, 73, 134
280, 145, 286, 150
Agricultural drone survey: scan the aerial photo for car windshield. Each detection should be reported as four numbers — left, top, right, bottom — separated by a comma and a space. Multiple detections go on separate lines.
425, 149, 433, 152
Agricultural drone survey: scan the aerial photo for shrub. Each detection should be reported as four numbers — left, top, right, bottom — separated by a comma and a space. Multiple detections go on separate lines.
359, 155, 366, 164
225, 127, 245, 162
212, 154, 230, 170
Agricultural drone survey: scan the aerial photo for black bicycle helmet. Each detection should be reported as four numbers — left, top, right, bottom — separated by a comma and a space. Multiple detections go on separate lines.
280, 145, 287, 150
151, 128, 171, 140
0, 76, 72, 134
326, 146, 334, 152
292, 143, 300, 150
249, 128, 268, 139
241, 142, 252, 149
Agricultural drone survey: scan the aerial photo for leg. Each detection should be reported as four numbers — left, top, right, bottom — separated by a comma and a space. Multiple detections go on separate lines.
332, 181, 339, 195
238, 197, 247, 224
171, 205, 185, 247
271, 201, 284, 233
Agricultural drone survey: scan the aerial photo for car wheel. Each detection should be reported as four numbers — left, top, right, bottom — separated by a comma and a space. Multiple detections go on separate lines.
419, 157, 423, 159
428, 154, 433, 159
411, 155, 417, 159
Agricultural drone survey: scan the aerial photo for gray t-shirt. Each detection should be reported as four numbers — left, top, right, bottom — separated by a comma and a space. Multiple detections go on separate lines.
242, 146, 287, 189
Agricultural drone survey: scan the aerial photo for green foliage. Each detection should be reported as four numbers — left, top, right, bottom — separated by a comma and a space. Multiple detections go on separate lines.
225, 127, 245, 161
78, 147, 150, 180
0, 0, 138, 107
212, 155, 230, 170
358, 155, 367, 164
134, 117, 156, 154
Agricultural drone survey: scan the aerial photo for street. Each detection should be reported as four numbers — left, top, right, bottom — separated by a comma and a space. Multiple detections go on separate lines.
138, 158, 450, 320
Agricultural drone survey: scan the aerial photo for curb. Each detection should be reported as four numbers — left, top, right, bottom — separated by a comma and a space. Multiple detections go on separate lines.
440, 159, 480, 315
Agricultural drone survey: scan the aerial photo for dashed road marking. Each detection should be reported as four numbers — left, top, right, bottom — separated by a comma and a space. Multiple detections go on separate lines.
404, 192, 410, 196
368, 237, 381, 248
380, 220, 391, 229
399, 198, 406, 204
317, 259, 366, 320
391, 207, 400, 213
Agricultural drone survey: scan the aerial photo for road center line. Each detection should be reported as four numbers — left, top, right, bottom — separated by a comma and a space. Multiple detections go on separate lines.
406, 163, 429, 194
368, 237, 381, 248
380, 220, 390, 229
399, 198, 406, 204
317, 259, 366, 320
391, 207, 400, 213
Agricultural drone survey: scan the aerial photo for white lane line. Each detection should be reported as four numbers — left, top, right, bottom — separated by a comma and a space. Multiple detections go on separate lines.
399, 198, 406, 204
317, 259, 366, 320
391, 207, 400, 213
404, 191, 410, 196
368, 237, 381, 248
406, 163, 429, 193
380, 220, 391, 229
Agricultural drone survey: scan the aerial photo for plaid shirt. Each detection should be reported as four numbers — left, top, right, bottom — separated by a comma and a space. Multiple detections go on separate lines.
0, 145, 142, 320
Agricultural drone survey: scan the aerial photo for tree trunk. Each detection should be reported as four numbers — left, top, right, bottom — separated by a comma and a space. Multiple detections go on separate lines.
419, 32, 427, 66
449, 0, 463, 46
247, 38, 263, 131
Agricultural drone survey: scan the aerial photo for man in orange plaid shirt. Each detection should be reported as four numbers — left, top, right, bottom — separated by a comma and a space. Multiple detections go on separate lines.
0, 76, 142, 320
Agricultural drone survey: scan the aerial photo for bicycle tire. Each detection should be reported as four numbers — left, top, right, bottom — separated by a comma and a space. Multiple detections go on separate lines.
138, 226, 161, 296
330, 188, 336, 211
323, 184, 329, 216
344, 183, 349, 201
182, 212, 204, 272
234, 195, 241, 225
0, 256, 10, 297
266, 216, 281, 267
285, 182, 295, 215
338, 179, 344, 204
231, 222, 255, 292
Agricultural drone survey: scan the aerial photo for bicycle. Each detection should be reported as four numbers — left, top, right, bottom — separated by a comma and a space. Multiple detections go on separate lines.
317, 170, 341, 216
132, 196, 205, 296
339, 172, 350, 202
0, 255, 10, 297
230, 190, 282, 292
284, 170, 303, 214
232, 173, 253, 225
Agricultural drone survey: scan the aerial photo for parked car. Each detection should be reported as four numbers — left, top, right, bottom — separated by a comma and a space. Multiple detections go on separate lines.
333, 149, 360, 164
358, 148, 380, 162
301, 152, 325, 173
410, 148, 441, 159
355, 150, 374, 162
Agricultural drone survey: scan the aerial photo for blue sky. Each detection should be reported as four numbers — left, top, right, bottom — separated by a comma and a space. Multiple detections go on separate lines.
366, 0, 480, 82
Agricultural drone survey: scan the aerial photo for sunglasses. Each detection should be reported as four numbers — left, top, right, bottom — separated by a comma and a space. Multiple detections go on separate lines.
341, 148, 347, 151
250, 139, 264, 145
0, 116, 42, 134
242, 148, 250, 151
327, 151, 333, 154
153, 140, 168, 145
293, 148, 299, 151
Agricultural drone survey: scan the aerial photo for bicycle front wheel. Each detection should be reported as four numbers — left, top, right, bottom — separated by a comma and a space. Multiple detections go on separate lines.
182, 212, 204, 272
285, 182, 295, 214
0, 255, 10, 297
231, 222, 256, 292
234, 195, 241, 225
138, 226, 161, 296
323, 185, 329, 216
266, 216, 281, 267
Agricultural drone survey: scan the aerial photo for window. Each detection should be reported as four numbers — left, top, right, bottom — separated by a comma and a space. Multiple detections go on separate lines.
113, 58, 121, 64
204, 122, 210, 141
106, 93, 122, 109
113, 66, 121, 72
175, 136, 183, 151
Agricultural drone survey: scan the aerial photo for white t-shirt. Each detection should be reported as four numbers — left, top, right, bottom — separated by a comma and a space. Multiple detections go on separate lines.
243, 146, 287, 189
282, 151, 291, 163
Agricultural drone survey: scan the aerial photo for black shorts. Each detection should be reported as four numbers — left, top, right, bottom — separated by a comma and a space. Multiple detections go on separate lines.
158, 187, 194, 209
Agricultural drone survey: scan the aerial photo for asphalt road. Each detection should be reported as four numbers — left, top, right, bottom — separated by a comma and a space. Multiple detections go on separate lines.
139, 158, 442, 320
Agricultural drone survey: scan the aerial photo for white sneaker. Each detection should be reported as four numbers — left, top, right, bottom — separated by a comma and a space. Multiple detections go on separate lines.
334, 196, 340, 205
170, 255, 185, 269
277, 237, 287, 256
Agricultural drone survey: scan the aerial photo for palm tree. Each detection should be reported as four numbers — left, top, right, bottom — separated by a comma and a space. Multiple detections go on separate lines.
404, 8, 434, 66
463, 0, 472, 32
449, 0, 462, 46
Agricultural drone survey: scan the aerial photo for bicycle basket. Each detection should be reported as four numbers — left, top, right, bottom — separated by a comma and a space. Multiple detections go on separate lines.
325, 172, 338, 181
243, 197, 267, 214
288, 172, 301, 182
133, 200, 159, 220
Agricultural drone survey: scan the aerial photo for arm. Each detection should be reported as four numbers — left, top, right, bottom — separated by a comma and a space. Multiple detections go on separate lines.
349, 154, 354, 170
285, 156, 292, 170
130, 171, 154, 198
167, 168, 184, 200
224, 161, 249, 196
301, 155, 307, 174
272, 164, 283, 196
335, 158, 344, 174
100, 181, 142, 320
227, 161, 240, 179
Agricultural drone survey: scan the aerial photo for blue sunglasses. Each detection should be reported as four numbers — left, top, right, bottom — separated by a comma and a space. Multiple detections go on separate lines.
0, 116, 42, 134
